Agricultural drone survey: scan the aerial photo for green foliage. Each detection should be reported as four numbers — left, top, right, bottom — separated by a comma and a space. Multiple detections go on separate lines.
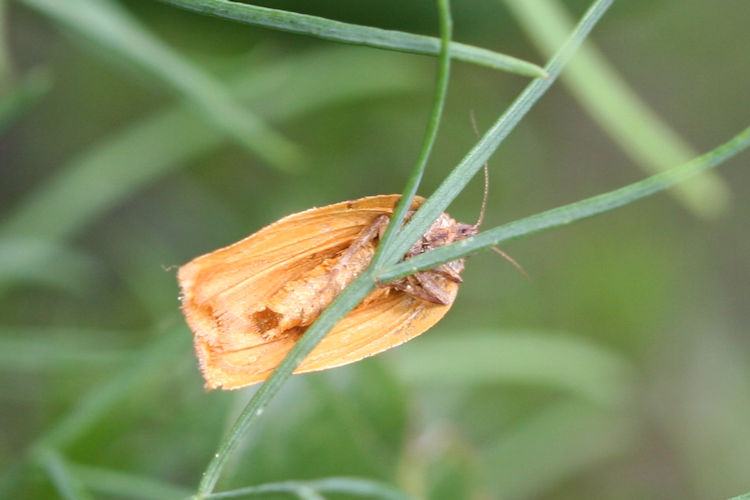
1, 0, 749, 499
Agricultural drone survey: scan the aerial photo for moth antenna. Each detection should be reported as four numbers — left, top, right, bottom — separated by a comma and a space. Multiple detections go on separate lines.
469, 113, 526, 281
492, 246, 530, 281
469, 111, 490, 229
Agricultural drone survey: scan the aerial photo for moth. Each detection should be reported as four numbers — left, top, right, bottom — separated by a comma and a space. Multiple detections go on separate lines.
178, 195, 478, 390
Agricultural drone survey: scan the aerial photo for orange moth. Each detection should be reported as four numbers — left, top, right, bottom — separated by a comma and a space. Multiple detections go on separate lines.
178, 195, 477, 390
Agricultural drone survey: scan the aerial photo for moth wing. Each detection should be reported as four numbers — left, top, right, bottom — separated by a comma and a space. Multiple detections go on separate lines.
301, 281, 458, 371
211, 282, 457, 389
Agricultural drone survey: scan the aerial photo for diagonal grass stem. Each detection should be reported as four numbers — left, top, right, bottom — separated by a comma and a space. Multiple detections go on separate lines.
383, 0, 614, 267
377, 124, 750, 282
195, 2, 456, 495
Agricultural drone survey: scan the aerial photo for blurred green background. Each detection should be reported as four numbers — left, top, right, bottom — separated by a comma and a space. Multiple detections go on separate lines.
1, 0, 749, 498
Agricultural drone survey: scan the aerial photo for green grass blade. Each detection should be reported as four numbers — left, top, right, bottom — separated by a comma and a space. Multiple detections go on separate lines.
373, 0, 452, 264
0, 68, 52, 133
1, 48, 421, 240
70, 463, 191, 500
37, 324, 188, 450
392, 331, 634, 407
306, 477, 412, 500
0, 237, 98, 294
482, 401, 636, 498
505, 0, 729, 218
205, 477, 412, 500
0, 0, 10, 86
17, 0, 300, 169
195, 273, 376, 496
196, 3, 609, 495
296, 489, 326, 500
0, 327, 131, 371
378, 124, 750, 281
195, 5, 454, 494
34, 448, 93, 500
729, 494, 750, 500
157, 0, 547, 78
383, 0, 614, 266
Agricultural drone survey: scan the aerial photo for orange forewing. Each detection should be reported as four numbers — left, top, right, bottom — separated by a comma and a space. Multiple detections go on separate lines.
178, 195, 457, 390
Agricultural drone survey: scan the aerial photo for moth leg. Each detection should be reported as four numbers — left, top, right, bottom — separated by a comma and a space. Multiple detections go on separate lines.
413, 271, 453, 305
433, 260, 465, 283
337, 215, 389, 269
388, 272, 452, 305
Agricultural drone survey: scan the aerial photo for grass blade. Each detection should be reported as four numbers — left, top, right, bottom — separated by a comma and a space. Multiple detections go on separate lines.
34, 448, 93, 500
383, 0, 615, 267
0, 68, 52, 133
196, 273, 376, 496
194, 4, 455, 493
0, 0, 10, 85
17, 0, 300, 169
392, 331, 635, 407
1, 48, 421, 240
157, 0, 547, 78
482, 400, 635, 498
70, 463, 191, 500
196, 2, 610, 495
206, 477, 412, 499
0, 237, 98, 294
505, 0, 729, 217
37, 324, 188, 450
378, 124, 750, 281
373, 0, 452, 264
0, 327, 131, 371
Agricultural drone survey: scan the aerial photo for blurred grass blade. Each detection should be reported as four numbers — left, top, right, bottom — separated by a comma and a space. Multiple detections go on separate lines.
0, 0, 10, 85
303, 376, 397, 478
34, 448, 93, 500
297, 489, 326, 500
37, 324, 188, 450
205, 477, 412, 500
504, 0, 730, 217
0, 326, 186, 499
382, 0, 614, 267
392, 331, 635, 407
0, 68, 52, 133
729, 494, 750, 500
1, 48, 422, 240
192, 104, 396, 498
482, 401, 636, 498
70, 463, 191, 500
0, 237, 99, 294
17, 0, 300, 169
195, 4, 456, 494
158, 0, 546, 78
378, 124, 750, 281
304, 477, 413, 500
0, 327, 131, 371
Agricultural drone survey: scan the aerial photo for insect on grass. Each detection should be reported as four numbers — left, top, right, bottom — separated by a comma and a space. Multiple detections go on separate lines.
177, 167, 509, 390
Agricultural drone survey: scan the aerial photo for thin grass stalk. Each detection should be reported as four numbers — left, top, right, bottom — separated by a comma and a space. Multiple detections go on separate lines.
378, 124, 750, 281
194, 1, 612, 495
382, 0, 615, 266
372, 0, 452, 264
194, 1, 455, 495
157, 0, 546, 78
